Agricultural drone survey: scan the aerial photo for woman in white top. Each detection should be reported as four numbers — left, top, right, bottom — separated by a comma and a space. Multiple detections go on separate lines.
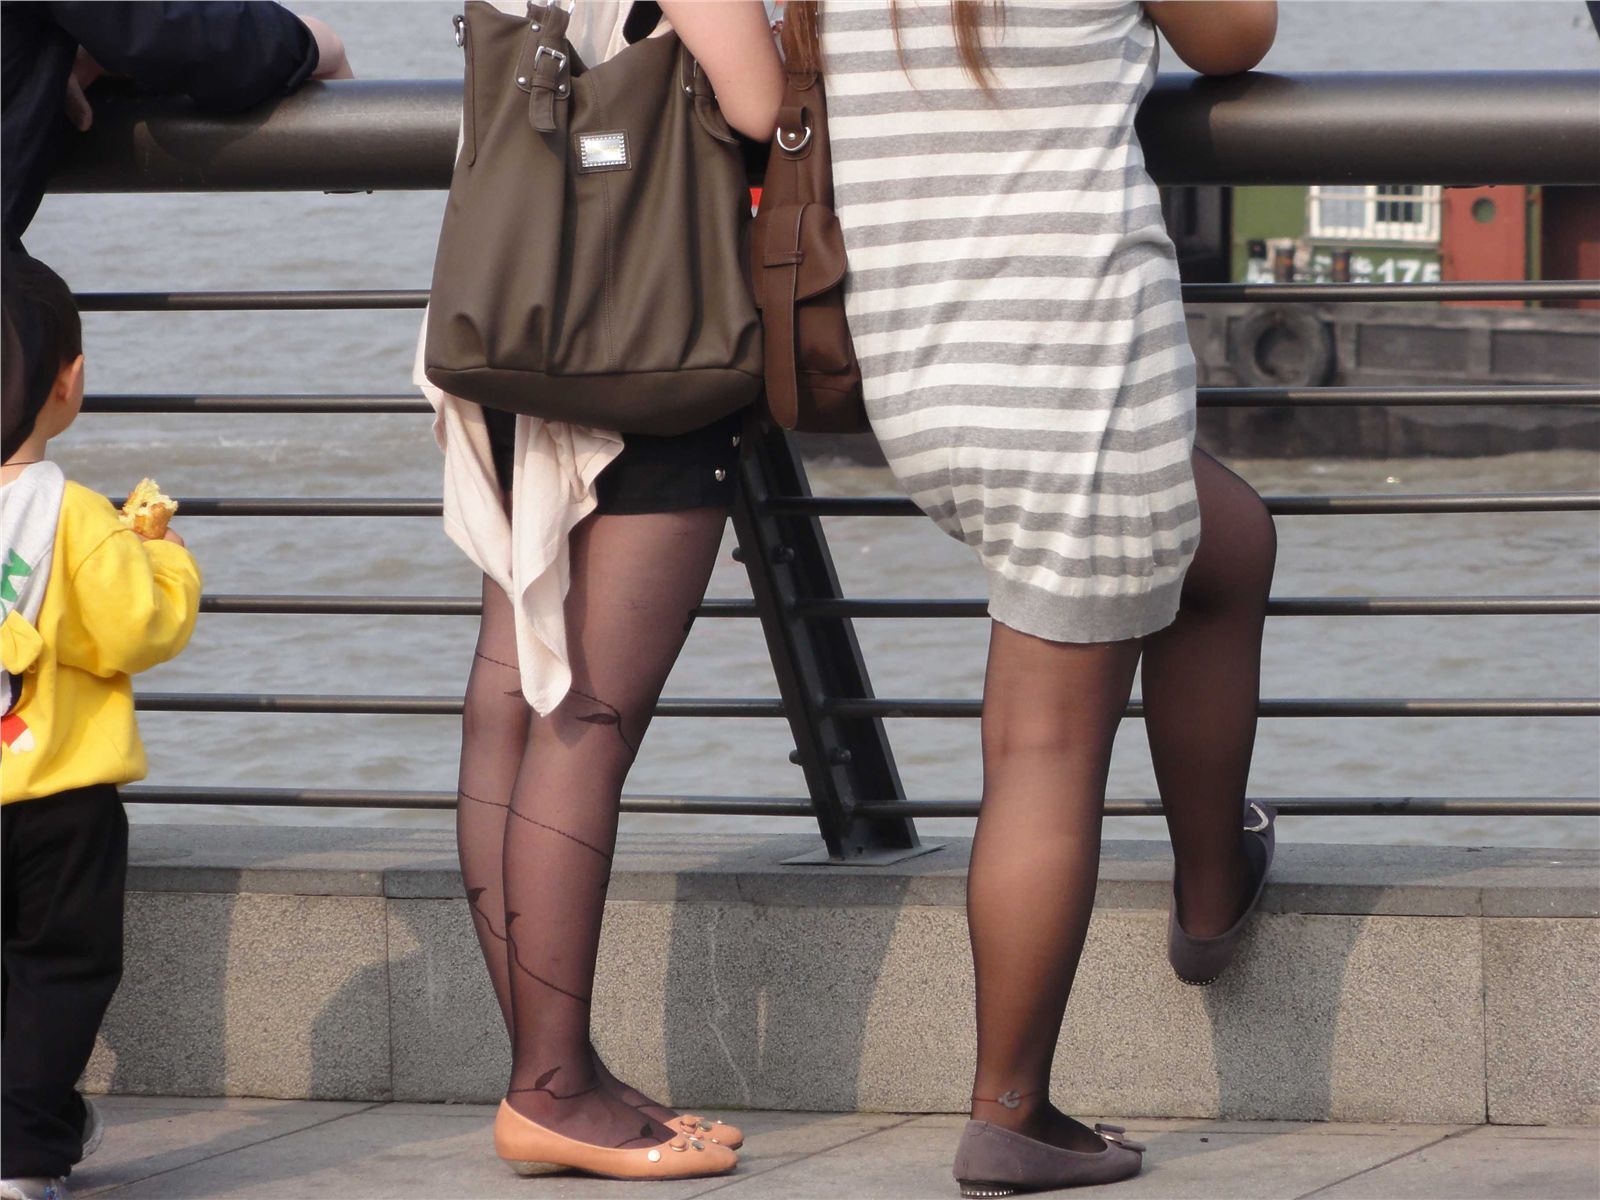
425, 0, 783, 1182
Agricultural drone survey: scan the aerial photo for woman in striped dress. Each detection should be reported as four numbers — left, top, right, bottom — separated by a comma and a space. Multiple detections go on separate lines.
784, 2, 1280, 1191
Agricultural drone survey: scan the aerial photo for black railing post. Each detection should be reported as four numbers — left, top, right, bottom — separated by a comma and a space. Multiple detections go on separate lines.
732, 415, 935, 864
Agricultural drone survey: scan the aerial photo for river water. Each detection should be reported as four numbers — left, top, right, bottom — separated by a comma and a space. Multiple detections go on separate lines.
23, 2, 1600, 849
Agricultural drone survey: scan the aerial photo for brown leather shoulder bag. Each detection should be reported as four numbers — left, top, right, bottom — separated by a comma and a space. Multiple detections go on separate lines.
425, 1, 763, 435
752, 4, 869, 434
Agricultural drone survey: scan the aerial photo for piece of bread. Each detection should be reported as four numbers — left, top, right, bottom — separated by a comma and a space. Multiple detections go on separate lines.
120, 478, 178, 538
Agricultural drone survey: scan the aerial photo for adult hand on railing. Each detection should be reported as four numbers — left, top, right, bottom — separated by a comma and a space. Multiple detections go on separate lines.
300, 15, 356, 81
63, 49, 105, 133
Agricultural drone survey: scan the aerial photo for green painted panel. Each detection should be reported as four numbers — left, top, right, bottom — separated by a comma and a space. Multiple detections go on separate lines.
1230, 186, 1308, 279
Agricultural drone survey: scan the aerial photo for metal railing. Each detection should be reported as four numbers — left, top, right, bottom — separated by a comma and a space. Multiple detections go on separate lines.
52, 72, 1600, 861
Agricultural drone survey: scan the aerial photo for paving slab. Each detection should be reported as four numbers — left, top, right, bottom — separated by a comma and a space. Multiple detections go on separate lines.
70, 1098, 373, 1197
714, 1114, 1460, 1200
78, 1101, 906, 1200
71, 1100, 1600, 1200
1308, 1124, 1600, 1199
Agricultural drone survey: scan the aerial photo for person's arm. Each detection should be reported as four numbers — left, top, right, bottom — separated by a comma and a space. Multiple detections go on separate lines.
1144, 1, 1277, 76
659, 0, 783, 141
55, 526, 201, 679
45, 1, 334, 114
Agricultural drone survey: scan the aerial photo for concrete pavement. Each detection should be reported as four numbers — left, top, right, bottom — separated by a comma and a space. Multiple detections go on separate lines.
68, 1097, 1600, 1200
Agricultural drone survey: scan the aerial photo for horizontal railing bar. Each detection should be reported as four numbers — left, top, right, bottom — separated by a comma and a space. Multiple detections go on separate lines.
76, 290, 426, 311
856, 797, 1600, 818
134, 693, 786, 717
196, 593, 1600, 618
771, 493, 1600, 517
1182, 281, 1600, 302
793, 596, 1600, 619
829, 698, 1598, 719
73, 281, 1600, 314
133, 693, 1596, 719
84, 394, 433, 414
117, 785, 1599, 818
108, 492, 1600, 519
52, 73, 1600, 192
201, 594, 481, 616
81, 385, 1600, 416
120, 785, 816, 816
110, 497, 445, 517
1196, 385, 1600, 408
197, 594, 763, 618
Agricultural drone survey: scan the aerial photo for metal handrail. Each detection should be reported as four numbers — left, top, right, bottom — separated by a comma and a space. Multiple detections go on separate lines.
80, 385, 1600, 415
134, 692, 1595, 720
49, 76, 1600, 847
51, 73, 1600, 191
70, 281, 1600, 311
117, 785, 1600, 819
104, 493, 1600, 518
770, 494, 1600, 517
828, 698, 1599, 719
194, 594, 1600, 618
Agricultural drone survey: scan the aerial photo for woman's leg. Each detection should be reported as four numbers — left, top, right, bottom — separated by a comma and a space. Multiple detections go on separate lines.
1142, 449, 1278, 936
967, 622, 1142, 1153
498, 506, 728, 1148
454, 574, 527, 1036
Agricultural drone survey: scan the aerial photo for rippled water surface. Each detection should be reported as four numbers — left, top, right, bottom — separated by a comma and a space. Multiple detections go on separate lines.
22, 1, 1600, 848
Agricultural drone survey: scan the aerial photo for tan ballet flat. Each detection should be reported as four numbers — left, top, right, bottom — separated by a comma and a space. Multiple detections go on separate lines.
669, 1114, 744, 1149
493, 1101, 739, 1180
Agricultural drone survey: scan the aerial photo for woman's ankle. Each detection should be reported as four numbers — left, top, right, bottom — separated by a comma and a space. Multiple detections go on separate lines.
970, 1085, 1048, 1132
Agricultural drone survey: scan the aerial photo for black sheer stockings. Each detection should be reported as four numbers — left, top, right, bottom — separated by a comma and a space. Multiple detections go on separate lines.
1144, 451, 1277, 937
966, 450, 1276, 1154
454, 506, 730, 1150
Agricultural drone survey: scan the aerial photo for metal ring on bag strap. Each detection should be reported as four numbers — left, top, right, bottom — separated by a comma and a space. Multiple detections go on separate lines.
453, 14, 465, 46
777, 125, 813, 155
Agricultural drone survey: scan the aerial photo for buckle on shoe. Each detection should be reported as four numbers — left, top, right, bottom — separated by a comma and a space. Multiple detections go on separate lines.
1244, 801, 1270, 834
1094, 1123, 1146, 1152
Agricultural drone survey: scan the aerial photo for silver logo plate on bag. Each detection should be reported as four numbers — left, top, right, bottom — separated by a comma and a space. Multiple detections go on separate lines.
577, 131, 629, 173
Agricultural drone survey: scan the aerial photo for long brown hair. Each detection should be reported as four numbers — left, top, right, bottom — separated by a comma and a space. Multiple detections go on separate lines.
783, 1, 1002, 92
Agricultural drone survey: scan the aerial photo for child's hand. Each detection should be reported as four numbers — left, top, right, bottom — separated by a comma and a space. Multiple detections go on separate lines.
138, 526, 186, 548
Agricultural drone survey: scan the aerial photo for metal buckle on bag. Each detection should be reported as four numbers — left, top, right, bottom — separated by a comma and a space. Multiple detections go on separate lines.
532, 44, 569, 96
452, 14, 465, 47
533, 45, 568, 74
777, 124, 813, 155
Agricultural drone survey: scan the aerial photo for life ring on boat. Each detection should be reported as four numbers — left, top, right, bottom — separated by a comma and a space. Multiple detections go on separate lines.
1227, 305, 1335, 387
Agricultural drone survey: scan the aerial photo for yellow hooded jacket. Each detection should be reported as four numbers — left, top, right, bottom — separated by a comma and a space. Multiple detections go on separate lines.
1, 481, 201, 803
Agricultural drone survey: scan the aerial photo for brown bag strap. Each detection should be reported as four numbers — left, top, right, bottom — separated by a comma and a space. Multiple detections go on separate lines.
760, 203, 809, 429
516, 2, 572, 133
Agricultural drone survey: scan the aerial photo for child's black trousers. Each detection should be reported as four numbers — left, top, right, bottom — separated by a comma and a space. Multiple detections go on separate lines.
2, 784, 126, 1179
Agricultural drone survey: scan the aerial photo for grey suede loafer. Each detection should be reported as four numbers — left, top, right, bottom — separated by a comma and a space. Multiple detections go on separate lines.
1167, 801, 1276, 986
953, 1120, 1144, 1196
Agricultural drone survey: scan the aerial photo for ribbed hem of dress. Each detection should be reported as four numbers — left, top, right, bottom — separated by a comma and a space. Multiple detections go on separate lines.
988, 570, 1185, 644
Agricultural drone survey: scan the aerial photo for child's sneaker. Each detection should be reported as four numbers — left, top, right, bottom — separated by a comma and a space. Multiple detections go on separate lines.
0, 1178, 69, 1200
77, 1098, 104, 1162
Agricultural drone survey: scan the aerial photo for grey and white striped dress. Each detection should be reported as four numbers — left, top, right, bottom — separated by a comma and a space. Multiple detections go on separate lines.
822, 0, 1200, 643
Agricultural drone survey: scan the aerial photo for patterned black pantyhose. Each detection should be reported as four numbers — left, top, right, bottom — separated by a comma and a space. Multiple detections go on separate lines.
455, 505, 728, 1148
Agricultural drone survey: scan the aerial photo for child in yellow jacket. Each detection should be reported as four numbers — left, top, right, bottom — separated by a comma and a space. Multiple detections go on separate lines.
0, 252, 200, 1199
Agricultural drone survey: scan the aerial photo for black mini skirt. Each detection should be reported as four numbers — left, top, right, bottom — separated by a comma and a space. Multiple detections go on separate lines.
482, 406, 745, 514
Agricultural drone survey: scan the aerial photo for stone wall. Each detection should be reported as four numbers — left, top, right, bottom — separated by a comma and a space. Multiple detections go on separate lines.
85, 827, 1599, 1126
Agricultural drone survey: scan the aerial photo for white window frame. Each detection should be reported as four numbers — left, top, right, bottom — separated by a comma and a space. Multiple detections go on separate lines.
1307, 185, 1441, 244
